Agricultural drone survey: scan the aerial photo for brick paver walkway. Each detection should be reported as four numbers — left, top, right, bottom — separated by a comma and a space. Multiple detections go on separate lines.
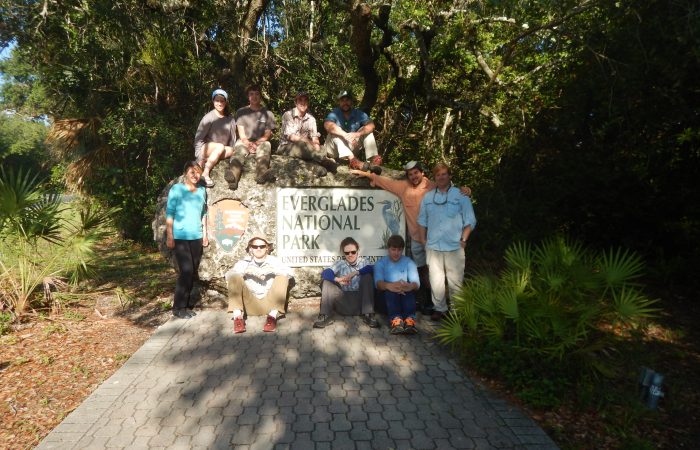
37, 310, 558, 449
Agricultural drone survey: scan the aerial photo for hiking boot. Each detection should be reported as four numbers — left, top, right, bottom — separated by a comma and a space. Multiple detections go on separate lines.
225, 159, 243, 190
312, 165, 328, 177
233, 317, 246, 333
255, 168, 276, 184
404, 317, 418, 334
362, 313, 380, 328
390, 317, 405, 335
318, 157, 339, 174
313, 314, 335, 329
263, 315, 277, 332
430, 310, 445, 321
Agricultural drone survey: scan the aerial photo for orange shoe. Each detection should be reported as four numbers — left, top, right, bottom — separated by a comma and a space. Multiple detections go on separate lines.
404, 317, 418, 334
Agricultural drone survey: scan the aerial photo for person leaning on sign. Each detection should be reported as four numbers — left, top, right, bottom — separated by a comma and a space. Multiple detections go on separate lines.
313, 237, 379, 329
417, 162, 477, 321
225, 234, 294, 333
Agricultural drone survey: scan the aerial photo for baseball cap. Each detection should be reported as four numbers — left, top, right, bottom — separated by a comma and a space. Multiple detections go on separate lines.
211, 88, 228, 101
337, 90, 353, 100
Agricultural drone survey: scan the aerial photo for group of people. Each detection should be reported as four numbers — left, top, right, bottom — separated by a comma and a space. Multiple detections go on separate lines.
164, 85, 477, 333
315, 161, 476, 334
194, 85, 383, 190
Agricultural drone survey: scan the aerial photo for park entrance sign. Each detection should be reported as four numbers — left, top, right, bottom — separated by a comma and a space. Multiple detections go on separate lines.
276, 188, 404, 267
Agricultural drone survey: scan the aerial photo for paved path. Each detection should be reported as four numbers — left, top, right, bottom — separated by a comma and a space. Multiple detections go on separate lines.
37, 311, 558, 449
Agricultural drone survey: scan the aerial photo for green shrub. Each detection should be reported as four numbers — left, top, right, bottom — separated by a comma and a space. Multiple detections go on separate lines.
0, 312, 11, 335
437, 236, 659, 398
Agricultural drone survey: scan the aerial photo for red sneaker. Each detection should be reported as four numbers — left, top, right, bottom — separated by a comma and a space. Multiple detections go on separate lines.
233, 317, 246, 334
348, 158, 365, 170
369, 155, 383, 166
263, 315, 277, 332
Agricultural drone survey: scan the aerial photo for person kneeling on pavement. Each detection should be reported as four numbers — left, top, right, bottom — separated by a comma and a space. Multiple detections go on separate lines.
313, 237, 379, 329
374, 235, 420, 335
226, 234, 294, 333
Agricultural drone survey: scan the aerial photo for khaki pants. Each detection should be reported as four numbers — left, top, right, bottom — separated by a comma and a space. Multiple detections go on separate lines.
227, 274, 289, 316
426, 248, 465, 313
323, 133, 378, 160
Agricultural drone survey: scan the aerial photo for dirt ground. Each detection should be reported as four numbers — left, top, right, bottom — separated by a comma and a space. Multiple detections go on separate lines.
1, 240, 698, 449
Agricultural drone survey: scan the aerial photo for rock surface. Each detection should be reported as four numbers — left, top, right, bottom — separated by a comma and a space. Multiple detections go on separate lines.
153, 155, 401, 298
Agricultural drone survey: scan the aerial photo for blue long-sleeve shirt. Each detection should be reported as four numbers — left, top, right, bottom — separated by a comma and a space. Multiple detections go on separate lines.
417, 185, 476, 251
321, 256, 373, 292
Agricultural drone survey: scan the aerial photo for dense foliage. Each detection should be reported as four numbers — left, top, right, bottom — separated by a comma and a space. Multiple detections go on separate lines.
1, 0, 698, 286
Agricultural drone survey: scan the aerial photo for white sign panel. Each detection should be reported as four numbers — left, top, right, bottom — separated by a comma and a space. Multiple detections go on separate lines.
276, 188, 405, 266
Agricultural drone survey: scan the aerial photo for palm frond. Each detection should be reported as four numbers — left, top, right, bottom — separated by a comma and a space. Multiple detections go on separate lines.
434, 311, 466, 348
597, 247, 645, 290
610, 287, 659, 325
504, 241, 532, 271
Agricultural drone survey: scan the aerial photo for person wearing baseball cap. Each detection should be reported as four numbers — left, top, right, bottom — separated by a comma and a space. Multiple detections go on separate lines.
323, 89, 382, 174
277, 91, 338, 176
225, 233, 294, 333
193, 88, 237, 188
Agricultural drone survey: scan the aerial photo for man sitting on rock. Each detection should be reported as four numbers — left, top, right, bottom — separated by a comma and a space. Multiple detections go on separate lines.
313, 237, 379, 329
228, 85, 277, 188
226, 234, 294, 333
323, 90, 382, 174
278, 91, 338, 177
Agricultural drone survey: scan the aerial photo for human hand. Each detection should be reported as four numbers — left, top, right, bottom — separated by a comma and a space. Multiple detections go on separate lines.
202, 236, 209, 247
166, 236, 175, 249
460, 186, 472, 197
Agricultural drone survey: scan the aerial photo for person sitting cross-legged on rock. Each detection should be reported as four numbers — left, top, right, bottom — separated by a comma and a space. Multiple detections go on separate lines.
225, 234, 294, 333
374, 235, 420, 335
323, 90, 382, 174
313, 237, 379, 329
278, 91, 338, 177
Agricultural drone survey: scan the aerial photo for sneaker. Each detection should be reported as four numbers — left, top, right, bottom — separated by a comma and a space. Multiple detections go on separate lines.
312, 165, 328, 177
173, 309, 194, 319
202, 175, 214, 188
390, 317, 405, 335
313, 314, 335, 329
233, 317, 246, 333
404, 317, 418, 334
263, 315, 277, 332
348, 158, 365, 170
362, 314, 380, 328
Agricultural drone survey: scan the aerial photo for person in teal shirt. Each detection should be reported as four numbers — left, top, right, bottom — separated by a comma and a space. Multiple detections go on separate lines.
374, 235, 420, 335
166, 161, 209, 318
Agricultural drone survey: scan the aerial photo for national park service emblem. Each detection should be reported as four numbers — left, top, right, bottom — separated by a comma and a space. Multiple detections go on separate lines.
208, 199, 249, 253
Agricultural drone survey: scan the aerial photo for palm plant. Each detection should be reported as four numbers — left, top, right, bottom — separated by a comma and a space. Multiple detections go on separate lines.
0, 167, 116, 317
437, 235, 659, 378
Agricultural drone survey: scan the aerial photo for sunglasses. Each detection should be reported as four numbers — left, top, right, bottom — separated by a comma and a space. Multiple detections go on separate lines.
344, 250, 357, 256
250, 244, 267, 249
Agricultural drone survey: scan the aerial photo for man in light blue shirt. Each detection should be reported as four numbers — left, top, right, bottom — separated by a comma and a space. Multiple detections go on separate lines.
417, 162, 476, 321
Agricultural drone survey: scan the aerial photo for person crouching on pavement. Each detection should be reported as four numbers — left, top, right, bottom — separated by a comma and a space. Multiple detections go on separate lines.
226, 234, 294, 333
374, 235, 420, 334
313, 237, 379, 329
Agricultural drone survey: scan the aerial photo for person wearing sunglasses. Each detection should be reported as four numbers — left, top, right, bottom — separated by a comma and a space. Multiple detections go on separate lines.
165, 161, 209, 319
225, 234, 294, 333
417, 163, 477, 321
374, 235, 420, 334
193, 88, 237, 188
350, 160, 471, 316
278, 91, 339, 176
313, 237, 379, 329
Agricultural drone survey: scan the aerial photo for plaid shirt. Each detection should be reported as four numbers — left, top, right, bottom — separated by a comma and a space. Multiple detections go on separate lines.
329, 256, 370, 292
279, 108, 320, 146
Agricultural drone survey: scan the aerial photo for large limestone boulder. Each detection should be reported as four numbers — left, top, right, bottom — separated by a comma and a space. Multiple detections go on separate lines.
152, 155, 402, 298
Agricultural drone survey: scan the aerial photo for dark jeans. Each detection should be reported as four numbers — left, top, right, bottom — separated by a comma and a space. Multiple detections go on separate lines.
173, 239, 203, 310
383, 290, 417, 321
319, 274, 374, 316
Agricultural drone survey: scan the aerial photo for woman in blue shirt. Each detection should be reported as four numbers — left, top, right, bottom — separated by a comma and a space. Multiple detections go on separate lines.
166, 161, 209, 318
